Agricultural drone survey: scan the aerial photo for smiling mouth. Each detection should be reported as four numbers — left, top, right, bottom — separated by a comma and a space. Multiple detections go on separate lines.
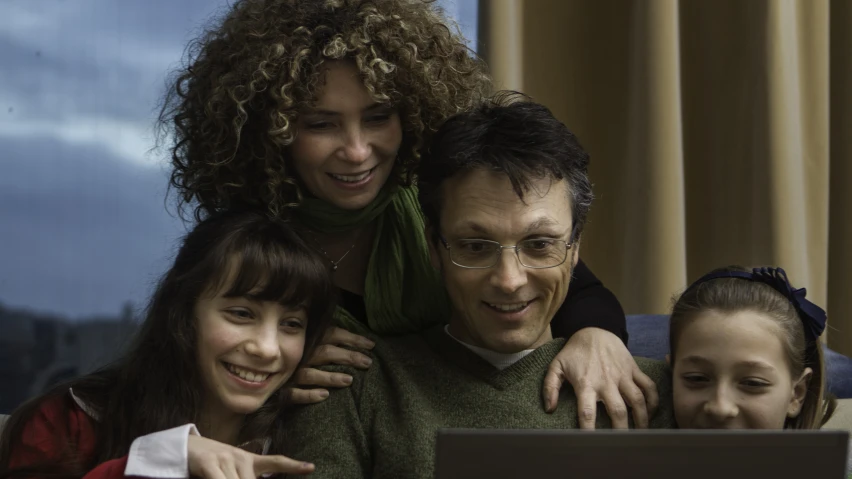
223, 362, 274, 383
484, 300, 533, 313
328, 167, 375, 183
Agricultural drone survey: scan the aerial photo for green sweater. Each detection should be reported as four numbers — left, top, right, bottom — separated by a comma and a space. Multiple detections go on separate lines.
282, 326, 675, 478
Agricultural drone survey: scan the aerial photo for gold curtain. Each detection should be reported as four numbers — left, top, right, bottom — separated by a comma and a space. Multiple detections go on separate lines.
479, 0, 852, 356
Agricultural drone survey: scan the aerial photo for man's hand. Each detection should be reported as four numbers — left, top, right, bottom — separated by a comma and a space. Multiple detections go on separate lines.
542, 327, 659, 429
286, 326, 375, 404
187, 435, 314, 478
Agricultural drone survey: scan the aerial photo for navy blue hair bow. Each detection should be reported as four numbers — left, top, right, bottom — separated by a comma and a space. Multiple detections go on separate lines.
684, 267, 827, 342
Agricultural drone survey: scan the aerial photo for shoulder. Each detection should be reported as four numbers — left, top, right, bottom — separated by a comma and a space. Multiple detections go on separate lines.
319, 331, 434, 376
633, 357, 671, 383
632, 357, 677, 428
633, 356, 673, 403
28, 390, 97, 432
283, 332, 436, 430
367, 329, 459, 379
373, 331, 433, 359
307, 332, 437, 419
8, 390, 99, 468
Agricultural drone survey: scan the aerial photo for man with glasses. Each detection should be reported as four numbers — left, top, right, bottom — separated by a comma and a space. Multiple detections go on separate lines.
282, 94, 674, 478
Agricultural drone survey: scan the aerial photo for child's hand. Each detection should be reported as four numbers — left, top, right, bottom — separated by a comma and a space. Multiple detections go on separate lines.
287, 326, 375, 404
187, 435, 314, 478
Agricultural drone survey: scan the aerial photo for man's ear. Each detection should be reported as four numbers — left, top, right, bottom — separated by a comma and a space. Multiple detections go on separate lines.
425, 223, 440, 270
665, 354, 671, 366
571, 236, 581, 268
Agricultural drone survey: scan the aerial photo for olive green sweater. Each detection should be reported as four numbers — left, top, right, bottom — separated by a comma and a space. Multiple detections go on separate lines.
282, 326, 675, 478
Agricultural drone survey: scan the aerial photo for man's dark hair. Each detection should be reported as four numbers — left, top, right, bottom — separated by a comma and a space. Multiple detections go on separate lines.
417, 91, 593, 243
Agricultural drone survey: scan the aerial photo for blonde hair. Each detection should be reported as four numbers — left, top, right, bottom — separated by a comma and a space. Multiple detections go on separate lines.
159, 0, 491, 221
669, 266, 836, 429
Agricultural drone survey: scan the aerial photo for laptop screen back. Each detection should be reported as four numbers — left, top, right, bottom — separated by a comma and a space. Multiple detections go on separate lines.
435, 429, 849, 479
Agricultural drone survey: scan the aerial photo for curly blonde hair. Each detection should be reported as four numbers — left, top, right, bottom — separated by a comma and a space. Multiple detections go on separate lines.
160, 0, 491, 221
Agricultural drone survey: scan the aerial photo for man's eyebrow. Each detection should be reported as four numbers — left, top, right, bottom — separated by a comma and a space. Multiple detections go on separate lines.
302, 102, 392, 116
454, 221, 490, 236
452, 219, 569, 237
521, 217, 567, 235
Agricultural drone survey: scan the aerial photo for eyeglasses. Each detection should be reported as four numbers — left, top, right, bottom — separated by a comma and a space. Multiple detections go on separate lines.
438, 234, 574, 269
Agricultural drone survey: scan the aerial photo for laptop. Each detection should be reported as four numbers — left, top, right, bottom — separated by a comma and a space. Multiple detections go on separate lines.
434, 429, 850, 479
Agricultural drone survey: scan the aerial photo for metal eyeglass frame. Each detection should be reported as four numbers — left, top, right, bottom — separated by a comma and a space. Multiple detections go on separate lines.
437, 233, 575, 269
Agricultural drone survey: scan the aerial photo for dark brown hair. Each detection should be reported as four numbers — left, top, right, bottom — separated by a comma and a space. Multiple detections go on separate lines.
669, 265, 835, 429
160, 0, 491, 221
417, 92, 593, 244
0, 210, 336, 478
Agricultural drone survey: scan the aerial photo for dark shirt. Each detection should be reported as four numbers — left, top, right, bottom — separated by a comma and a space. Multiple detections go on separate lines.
551, 259, 628, 344
338, 258, 628, 344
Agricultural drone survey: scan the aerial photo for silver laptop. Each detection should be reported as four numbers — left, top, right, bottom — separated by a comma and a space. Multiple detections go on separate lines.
435, 429, 850, 479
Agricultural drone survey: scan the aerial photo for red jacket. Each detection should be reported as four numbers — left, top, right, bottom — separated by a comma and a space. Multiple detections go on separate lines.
9, 393, 129, 479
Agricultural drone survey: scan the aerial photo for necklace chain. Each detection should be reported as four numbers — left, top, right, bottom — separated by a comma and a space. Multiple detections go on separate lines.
312, 230, 362, 272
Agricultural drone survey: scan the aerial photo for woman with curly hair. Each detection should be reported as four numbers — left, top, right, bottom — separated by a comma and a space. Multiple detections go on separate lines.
161, 0, 657, 433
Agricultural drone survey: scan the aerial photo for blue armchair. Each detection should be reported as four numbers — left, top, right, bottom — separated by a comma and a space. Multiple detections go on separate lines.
626, 314, 852, 399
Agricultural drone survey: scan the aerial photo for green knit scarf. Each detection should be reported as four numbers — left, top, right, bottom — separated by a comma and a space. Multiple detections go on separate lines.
294, 185, 450, 335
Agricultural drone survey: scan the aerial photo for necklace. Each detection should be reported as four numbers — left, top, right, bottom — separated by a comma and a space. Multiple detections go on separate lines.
312, 230, 362, 272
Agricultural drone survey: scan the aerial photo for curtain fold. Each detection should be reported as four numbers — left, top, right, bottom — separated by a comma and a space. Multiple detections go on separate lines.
479, 0, 850, 355
828, 0, 852, 355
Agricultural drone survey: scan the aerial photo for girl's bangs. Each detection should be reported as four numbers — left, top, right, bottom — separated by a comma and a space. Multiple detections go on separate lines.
218, 238, 332, 311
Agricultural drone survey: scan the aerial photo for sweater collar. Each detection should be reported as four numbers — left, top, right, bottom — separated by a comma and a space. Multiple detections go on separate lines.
443, 325, 536, 370
422, 325, 567, 389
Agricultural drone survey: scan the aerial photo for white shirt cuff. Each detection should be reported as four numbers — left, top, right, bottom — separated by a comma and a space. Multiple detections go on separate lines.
125, 424, 200, 478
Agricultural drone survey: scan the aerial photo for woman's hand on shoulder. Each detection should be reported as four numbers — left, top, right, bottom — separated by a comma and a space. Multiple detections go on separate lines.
286, 326, 376, 404
187, 435, 313, 478
541, 327, 659, 429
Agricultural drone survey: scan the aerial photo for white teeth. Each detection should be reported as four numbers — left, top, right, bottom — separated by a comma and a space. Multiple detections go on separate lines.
226, 363, 270, 383
329, 169, 372, 182
487, 302, 529, 312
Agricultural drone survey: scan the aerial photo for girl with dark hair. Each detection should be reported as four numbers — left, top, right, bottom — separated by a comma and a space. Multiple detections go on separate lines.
668, 266, 836, 430
0, 211, 336, 479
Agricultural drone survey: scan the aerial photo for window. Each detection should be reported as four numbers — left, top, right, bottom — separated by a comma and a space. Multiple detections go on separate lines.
0, 0, 478, 414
